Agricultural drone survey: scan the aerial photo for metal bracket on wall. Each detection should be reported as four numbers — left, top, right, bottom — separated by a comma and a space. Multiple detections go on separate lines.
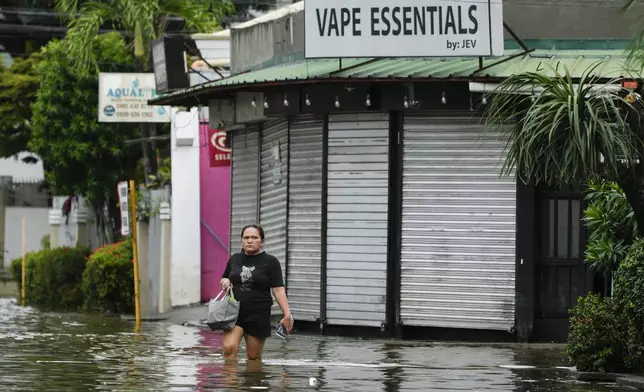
473, 22, 535, 76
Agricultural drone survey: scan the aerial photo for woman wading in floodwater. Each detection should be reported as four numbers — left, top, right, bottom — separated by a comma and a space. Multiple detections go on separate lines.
220, 224, 294, 360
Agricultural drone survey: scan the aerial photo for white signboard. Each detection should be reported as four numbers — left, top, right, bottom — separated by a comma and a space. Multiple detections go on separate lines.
304, 0, 504, 58
117, 181, 130, 236
98, 73, 171, 123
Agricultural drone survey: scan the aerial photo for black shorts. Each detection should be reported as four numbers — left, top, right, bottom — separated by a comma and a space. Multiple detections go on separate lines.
235, 306, 272, 338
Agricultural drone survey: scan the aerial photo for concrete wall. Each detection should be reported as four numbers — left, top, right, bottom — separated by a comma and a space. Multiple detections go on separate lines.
3, 207, 49, 269
199, 123, 231, 302
50, 196, 104, 251
505, 0, 639, 40
170, 107, 202, 307
231, 0, 643, 73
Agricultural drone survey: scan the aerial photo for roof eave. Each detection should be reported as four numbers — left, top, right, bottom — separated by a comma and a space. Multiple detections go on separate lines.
148, 75, 512, 106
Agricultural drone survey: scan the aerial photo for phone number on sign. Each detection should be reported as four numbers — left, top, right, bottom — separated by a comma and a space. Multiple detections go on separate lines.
115, 111, 156, 118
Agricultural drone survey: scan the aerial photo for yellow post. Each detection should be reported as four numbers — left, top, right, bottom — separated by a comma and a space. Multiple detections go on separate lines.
21, 217, 26, 306
129, 180, 141, 330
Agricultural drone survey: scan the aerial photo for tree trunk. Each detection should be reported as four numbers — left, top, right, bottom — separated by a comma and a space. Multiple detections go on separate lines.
148, 123, 158, 175
139, 123, 153, 185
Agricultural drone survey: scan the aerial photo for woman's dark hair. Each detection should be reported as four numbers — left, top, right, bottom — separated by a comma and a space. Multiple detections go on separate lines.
241, 224, 265, 240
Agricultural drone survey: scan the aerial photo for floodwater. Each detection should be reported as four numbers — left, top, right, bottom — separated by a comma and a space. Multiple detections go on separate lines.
0, 297, 633, 391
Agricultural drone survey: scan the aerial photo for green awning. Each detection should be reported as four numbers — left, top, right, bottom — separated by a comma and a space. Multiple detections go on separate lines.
151, 49, 631, 106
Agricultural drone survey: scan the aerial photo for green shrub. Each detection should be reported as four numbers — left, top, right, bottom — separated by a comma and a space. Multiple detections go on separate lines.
10, 246, 90, 310
613, 238, 644, 371
10, 255, 23, 284
583, 180, 637, 274
41, 234, 51, 250
81, 240, 134, 315
567, 293, 627, 372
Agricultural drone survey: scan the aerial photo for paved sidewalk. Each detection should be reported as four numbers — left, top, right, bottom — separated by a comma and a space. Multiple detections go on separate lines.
165, 303, 209, 327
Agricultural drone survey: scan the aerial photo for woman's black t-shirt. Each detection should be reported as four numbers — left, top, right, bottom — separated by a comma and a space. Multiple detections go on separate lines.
222, 251, 284, 313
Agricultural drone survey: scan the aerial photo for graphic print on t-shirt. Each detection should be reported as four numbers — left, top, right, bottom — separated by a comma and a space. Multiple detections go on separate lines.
240, 265, 255, 291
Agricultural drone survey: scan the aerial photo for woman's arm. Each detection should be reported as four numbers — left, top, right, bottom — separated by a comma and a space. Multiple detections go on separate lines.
269, 256, 293, 331
272, 287, 291, 318
272, 286, 293, 331
220, 257, 232, 290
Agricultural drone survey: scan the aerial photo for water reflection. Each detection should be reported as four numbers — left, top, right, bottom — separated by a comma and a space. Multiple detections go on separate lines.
0, 298, 634, 391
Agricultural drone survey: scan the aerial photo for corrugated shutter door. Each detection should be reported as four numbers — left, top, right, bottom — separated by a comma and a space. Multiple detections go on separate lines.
326, 113, 389, 327
400, 115, 516, 331
229, 126, 260, 256
259, 119, 289, 314
288, 115, 324, 322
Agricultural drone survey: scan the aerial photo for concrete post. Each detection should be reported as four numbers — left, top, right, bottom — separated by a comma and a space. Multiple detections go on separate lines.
136, 218, 150, 319
72, 198, 90, 248
159, 201, 172, 314
48, 208, 62, 249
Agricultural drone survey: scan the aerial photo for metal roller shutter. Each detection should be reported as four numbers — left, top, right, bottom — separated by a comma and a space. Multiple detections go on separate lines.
229, 125, 260, 255
287, 115, 324, 322
259, 119, 289, 315
400, 114, 516, 331
326, 113, 389, 327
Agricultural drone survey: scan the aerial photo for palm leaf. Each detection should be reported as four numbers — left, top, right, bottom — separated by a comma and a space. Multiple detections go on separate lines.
57, 1, 116, 74
484, 61, 643, 186
55, 0, 233, 74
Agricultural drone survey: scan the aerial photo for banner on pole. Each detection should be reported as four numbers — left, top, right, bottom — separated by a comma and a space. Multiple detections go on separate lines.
117, 181, 130, 236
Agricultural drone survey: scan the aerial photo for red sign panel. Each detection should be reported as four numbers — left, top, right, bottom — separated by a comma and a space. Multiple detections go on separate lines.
208, 128, 231, 167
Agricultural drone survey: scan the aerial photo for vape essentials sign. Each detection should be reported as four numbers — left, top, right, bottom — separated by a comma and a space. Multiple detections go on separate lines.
304, 0, 504, 58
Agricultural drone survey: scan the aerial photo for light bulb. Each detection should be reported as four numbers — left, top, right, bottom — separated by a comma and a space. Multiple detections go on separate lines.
482, 95, 488, 105
305, 94, 311, 106
263, 97, 269, 109
441, 92, 447, 105
365, 94, 371, 107
251, 97, 256, 108
334, 96, 340, 108
403, 96, 409, 109
283, 95, 289, 107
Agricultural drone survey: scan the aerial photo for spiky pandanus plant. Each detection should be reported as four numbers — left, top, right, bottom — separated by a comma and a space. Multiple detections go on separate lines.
484, 63, 644, 229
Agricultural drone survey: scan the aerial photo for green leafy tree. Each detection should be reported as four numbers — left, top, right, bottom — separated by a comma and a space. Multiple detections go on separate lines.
53, 0, 232, 178
484, 64, 644, 229
0, 54, 41, 158
53, 0, 234, 73
29, 32, 139, 241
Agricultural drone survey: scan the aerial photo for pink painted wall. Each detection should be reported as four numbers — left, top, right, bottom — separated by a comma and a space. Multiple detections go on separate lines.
199, 123, 231, 302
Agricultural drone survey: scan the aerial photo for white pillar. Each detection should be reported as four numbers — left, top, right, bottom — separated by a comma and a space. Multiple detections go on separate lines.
170, 107, 201, 306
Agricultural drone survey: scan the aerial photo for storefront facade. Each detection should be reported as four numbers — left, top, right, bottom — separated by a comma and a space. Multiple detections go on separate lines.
216, 81, 523, 338
151, 2, 631, 342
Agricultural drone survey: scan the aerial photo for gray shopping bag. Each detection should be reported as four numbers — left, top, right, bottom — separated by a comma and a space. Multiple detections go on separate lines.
206, 288, 240, 331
